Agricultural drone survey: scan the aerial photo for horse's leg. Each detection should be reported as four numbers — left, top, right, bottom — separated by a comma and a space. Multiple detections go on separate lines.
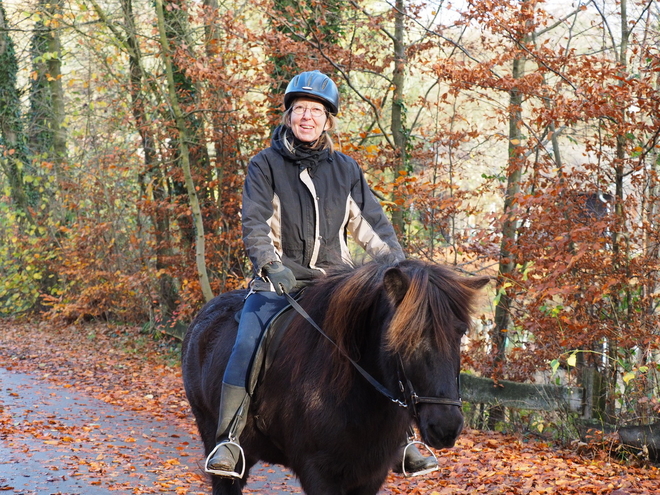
299, 474, 386, 495
211, 476, 244, 495
297, 456, 390, 495
346, 479, 388, 495
299, 468, 387, 495
200, 419, 220, 456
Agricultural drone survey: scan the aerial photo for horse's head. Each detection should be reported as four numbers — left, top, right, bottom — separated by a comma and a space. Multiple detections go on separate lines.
312, 259, 489, 447
383, 260, 490, 448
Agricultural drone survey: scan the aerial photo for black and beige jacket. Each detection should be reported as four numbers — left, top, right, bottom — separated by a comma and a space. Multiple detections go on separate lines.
242, 126, 405, 287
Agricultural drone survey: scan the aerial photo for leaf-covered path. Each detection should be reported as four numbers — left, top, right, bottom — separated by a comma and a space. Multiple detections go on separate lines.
0, 321, 657, 494
0, 366, 306, 495
0, 365, 205, 494
0, 323, 300, 494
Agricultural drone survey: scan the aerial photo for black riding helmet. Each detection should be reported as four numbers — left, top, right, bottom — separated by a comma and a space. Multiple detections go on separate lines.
284, 70, 340, 115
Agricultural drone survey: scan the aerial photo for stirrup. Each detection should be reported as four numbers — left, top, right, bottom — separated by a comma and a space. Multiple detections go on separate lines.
204, 440, 246, 478
401, 440, 439, 478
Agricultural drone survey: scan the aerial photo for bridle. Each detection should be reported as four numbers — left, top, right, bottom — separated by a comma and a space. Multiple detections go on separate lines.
284, 292, 463, 416
395, 353, 463, 420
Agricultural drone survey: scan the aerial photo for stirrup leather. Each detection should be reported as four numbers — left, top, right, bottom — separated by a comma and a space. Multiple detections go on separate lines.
204, 440, 246, 478
401, 440, 439, 478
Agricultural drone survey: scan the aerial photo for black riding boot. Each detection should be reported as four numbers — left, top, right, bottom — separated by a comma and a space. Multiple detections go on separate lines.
205, 383, 250, 478
393, 442, 439, 476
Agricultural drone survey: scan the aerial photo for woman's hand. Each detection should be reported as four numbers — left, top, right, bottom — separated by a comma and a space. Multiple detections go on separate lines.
263, 261, 296, 295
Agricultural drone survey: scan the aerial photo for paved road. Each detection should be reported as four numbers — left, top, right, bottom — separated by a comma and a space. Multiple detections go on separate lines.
0, 366, 301, 494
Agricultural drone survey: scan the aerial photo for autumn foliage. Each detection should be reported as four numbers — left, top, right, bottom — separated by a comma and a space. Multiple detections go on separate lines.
0, 0, 658, 434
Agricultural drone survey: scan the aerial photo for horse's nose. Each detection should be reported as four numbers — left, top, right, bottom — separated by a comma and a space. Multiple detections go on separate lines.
418, 405, 464, 448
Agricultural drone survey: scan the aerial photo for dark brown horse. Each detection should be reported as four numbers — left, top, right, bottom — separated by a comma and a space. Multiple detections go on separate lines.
182, 259, 489, 495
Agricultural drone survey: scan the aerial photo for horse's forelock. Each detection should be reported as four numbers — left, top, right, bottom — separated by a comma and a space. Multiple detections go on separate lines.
387, 261, 479, 358
386, 265, 443, 358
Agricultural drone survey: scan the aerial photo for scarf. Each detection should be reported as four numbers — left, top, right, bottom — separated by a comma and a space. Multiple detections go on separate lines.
271, 125, 329, 178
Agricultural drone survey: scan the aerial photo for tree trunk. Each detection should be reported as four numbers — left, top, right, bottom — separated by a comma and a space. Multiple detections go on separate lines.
603, 0, 630, 423
122, 0, 179, 319
0, 0, 33, 223
203, 0, 248, 289
389, 0, 407, 239
489, 1, 531, 429
493, 61, 524, 365
44, 0, 66, 169
163, 0, 212, 252
579, 360, 606, 421
155, 0, 213, 302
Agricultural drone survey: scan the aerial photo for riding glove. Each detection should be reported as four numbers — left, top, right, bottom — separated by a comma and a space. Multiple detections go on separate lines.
262, 261, 296, 295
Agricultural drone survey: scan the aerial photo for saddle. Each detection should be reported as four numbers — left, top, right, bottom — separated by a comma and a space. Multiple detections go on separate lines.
244, 295, 300, 397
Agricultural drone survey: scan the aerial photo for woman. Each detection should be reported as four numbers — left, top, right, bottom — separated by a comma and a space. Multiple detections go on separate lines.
205, 70, 437, 478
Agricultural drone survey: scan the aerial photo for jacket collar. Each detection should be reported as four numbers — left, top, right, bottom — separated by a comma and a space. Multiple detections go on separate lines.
272, 125, 330, 177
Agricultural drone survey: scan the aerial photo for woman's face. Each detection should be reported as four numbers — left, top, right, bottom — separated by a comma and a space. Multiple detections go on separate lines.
289, 97, 329, 143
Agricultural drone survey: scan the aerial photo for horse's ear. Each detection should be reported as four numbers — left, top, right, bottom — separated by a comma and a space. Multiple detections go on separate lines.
383, 267, 410, 306
464, 275, 493, 291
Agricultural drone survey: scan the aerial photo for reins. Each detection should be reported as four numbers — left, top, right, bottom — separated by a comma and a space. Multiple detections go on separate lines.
283, 292, 463, 413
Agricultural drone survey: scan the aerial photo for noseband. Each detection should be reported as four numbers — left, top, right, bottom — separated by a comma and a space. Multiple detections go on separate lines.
396, 354, 463, 419
284, 293, 463, 416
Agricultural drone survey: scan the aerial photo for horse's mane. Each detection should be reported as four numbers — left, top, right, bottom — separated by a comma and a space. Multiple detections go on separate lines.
289, 259, 484, 395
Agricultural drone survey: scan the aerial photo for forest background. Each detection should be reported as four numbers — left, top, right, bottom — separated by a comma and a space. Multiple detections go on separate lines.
0, 0, 658, 439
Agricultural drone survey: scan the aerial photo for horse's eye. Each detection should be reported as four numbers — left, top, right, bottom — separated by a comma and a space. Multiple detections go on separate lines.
456, 322, 469, 336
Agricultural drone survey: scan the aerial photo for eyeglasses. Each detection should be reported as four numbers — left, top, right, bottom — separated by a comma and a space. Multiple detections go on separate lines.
291, 105, 327, 118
